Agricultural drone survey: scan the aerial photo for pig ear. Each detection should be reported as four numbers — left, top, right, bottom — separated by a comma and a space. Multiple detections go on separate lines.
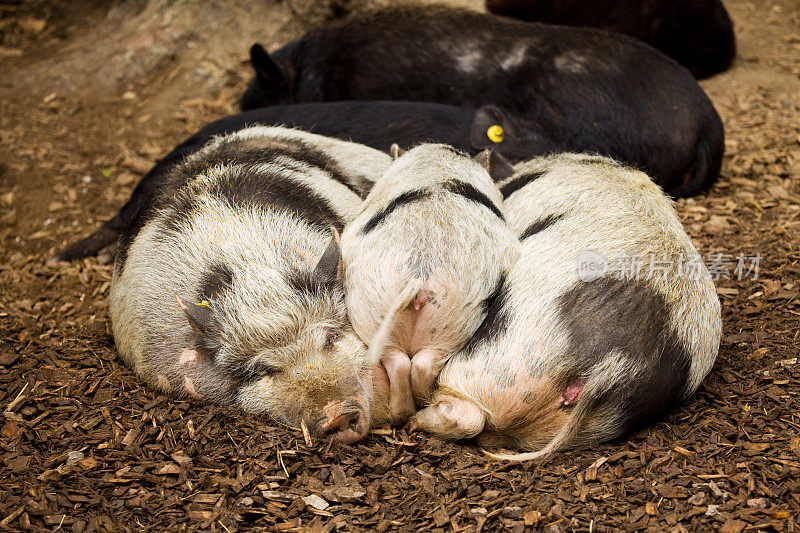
390, 144, 406, 160
312, 228, 342, 285
249, 43, 286, 87
475, 149, 515, 182
175, 294, 214, 335
470, 105, 509, 150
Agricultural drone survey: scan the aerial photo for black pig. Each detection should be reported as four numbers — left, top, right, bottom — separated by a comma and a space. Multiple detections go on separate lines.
239, 5, 724, 197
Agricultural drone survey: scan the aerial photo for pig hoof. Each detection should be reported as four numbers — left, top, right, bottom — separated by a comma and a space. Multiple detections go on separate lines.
390, 401, 416, 424
409, 348, 443, 406
409, 398, 485, 441
389, 391, 417, 423
45, 253, 66, 267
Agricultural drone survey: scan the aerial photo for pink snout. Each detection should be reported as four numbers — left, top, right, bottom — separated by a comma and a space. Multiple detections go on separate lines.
317, 408, 369, 444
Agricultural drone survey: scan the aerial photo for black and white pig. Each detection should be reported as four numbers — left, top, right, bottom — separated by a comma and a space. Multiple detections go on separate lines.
339, 144, 520, 422
485, 0, 736, 79
109, 126, 393, 444
240, 4, 725, 197
410, 153, 721, 459
49, 101, 537, 263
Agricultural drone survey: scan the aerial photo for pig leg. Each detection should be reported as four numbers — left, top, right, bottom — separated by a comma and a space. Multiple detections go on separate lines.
410, 348, 447, 405
381, 347, 416, 422
409, 393, 486, 441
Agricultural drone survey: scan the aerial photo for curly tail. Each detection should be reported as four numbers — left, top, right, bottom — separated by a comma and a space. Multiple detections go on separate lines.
368, 278, 426, 365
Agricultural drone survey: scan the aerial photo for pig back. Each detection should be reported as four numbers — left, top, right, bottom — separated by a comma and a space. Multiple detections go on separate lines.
341, 143, 519, 356
344, 192, 518, 355
286, 6, 714, 135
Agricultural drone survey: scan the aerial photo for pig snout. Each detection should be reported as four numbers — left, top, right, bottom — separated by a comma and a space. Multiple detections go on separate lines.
312, 401, 369, 444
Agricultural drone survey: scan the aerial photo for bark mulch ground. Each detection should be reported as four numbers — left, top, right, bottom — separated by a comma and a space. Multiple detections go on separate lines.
1, 0, 799, 530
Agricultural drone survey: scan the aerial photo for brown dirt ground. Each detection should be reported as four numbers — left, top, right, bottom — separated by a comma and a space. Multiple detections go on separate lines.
1, 0, 799, 531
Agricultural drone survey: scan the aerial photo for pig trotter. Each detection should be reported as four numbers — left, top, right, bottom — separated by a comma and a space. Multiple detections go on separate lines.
47, 226, 119, 264
409, 395, 485, 441
381, 347, 416, 422
410, 348, 446, 406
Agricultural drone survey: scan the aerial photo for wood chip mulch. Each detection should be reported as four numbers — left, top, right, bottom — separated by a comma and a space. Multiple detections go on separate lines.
1, 0, 799, 530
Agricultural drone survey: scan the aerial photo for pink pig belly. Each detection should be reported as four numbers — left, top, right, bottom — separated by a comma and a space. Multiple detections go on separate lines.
392, 289, 473, 357
440, 356, 562, 431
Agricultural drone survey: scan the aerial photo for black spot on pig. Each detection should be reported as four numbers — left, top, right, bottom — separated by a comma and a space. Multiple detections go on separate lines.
360, 189, 431, 234
485, 0, 735, 79
556, 277, 691, 433
208, 171, 343, 230
491, 363, 517, 388
439, 145, 467, 156
442, 180, 505, 221
291, 146, 365, 196
499, 171, 546, 199
182, 140, 364, 197
286, 268, 341, 297
117, 164, 344, 277
215, 140, 366, 197
461, 274, 509, 359
198, 263, 234, 303
520, 213, 564, 239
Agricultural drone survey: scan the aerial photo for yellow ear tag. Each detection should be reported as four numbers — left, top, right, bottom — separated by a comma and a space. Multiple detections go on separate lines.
197, 300, 211, 308
487, 124, 504, 143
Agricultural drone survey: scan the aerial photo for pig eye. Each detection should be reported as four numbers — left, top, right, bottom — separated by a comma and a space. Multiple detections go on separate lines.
248, 361, 281, 378
324, 329, 342, 348
260, 365, 281, 377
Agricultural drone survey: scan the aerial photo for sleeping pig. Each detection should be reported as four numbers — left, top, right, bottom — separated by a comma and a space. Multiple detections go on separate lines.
410, 153, 721, 458
109, 126, 393, 443
49, 101, 540, 263
339, 144, 520, 422
240, 4, 724, 197
485, 0, 736, 79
